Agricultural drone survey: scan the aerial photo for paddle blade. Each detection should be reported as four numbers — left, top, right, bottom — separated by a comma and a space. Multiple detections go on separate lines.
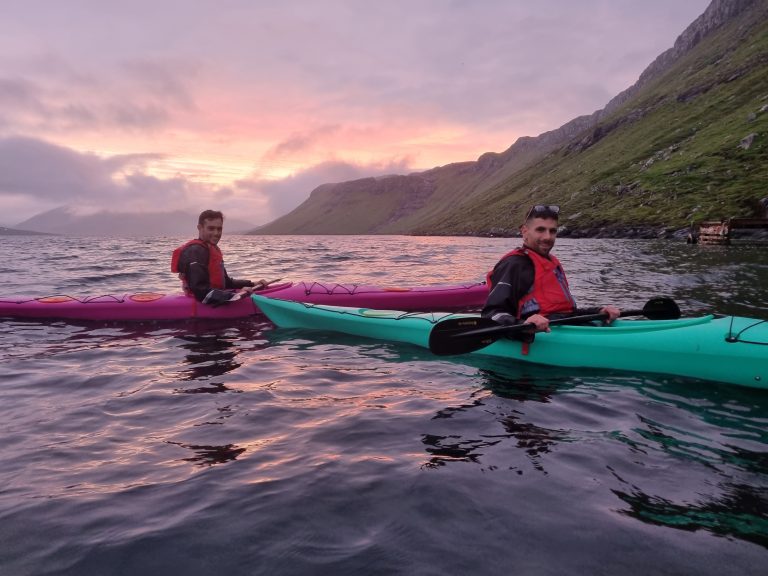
428, 316, 502, 356
641, 297, 680, 320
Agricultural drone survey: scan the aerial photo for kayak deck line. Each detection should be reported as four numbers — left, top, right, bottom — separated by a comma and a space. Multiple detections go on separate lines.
295, 280, 486, 296
724, 316, 768, 345
253, 280, 488, 312
0, 283, 293, 321
1, 293, 168, 305
258, 300, 720, 333
267, 298, 459, 324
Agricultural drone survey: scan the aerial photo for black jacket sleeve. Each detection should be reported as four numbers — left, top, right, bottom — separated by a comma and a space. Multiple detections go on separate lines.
481, 254, 535, 326
224, 271, 254, 290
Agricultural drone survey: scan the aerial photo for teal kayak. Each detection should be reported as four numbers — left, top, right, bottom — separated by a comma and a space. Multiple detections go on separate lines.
252, 295, 768, 390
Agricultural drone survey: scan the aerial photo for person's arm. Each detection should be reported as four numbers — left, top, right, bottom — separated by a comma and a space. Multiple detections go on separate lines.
225, 273, 255, 290
572, 305, 621, 323
481, 255, 535, 327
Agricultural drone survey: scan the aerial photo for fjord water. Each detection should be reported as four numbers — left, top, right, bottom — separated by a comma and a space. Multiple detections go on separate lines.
1, 235, 766, 575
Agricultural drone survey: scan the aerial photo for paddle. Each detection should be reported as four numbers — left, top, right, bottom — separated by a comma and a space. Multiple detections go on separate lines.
428, 297, 681, 356
254, 277, 283, 291
228, 278, 284, 301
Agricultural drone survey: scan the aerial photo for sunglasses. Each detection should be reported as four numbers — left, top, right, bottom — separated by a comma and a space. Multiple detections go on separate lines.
525, 204, 560, 221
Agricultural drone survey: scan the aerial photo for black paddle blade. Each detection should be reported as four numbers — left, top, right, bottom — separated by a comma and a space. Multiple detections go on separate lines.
642, 297, 680, 320
428, 316, 502, 356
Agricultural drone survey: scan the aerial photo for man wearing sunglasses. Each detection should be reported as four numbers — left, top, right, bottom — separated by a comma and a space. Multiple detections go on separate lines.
482, 204, 620, 338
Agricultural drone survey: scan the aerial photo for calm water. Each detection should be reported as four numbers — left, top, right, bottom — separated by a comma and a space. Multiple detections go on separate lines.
1, 235, 767, 575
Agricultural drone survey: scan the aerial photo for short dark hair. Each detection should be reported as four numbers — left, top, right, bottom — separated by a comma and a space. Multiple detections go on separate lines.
198, 210, 224, 225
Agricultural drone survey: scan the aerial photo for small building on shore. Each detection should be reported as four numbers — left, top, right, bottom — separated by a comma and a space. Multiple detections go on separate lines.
697, 217, 768, 245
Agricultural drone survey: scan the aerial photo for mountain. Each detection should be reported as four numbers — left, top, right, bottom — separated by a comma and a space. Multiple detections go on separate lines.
14, 207, 257, 236
254, 0, 768, 237
0, 226, 54, 236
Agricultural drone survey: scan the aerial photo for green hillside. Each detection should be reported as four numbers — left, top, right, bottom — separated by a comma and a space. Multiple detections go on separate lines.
417, 0, 768, 236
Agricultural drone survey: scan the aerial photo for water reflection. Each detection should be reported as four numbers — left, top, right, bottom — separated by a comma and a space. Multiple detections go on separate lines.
172, 319, 272, 393
421, 433, 500, 468
421, 413, 569, 473
175, 381, 237, 394
166, 440, 246, 466
430, 394, 486, 419
612, 481, 768, 548
632, 413, 768, 472
423, 361, 579, 472
497, 413, 570, 474
478, 366, 568, 403
446, 360, 768, 546
600, 381, 768, 547
176, 333, 242, 382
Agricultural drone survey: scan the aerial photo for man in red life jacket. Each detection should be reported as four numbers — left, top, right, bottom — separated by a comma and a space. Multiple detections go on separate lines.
172, 210, 266, 305
482, 204, 620, 338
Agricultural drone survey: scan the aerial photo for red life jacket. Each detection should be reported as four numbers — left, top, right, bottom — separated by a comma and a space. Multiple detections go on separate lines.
486, 247, 576, 318
171, 239, 226, 293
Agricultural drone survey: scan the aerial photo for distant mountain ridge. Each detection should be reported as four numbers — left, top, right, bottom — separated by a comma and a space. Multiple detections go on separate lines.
15, 207, 257, 237
0, 226, 54, 236
255, 0, 768, 237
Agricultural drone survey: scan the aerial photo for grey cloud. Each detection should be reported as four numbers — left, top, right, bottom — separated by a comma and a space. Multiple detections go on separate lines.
238, 158, 412, 219
1, 1, 711, 138
119, 172, 196, 208
57, 103, 99, 128
0, 136, 168, 203
272, 0, 710, 129
0, 77, 43, 110
0, 77, 46, 131
0, 137, 113, 200
108, 103, 171, 129
120, 59, 198, 110
0, 56, 193, 135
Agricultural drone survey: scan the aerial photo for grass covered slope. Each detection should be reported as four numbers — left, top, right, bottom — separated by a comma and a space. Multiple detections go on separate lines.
417, 0, 768, 236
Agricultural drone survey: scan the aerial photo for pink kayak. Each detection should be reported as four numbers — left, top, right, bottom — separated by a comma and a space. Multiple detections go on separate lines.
0, 281, 487, 321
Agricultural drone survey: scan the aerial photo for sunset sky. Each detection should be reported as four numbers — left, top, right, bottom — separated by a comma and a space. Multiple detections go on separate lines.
0, 0, 711, 227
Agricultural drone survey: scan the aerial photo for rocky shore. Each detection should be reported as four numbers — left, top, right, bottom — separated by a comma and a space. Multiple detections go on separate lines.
465, 225, 692, 240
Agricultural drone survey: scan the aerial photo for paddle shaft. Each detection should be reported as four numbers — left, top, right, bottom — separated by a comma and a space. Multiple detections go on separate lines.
229, 278, 284, 301
258, 278, 283, 289
455, 308, 643, 338
428, 297, 680, 356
